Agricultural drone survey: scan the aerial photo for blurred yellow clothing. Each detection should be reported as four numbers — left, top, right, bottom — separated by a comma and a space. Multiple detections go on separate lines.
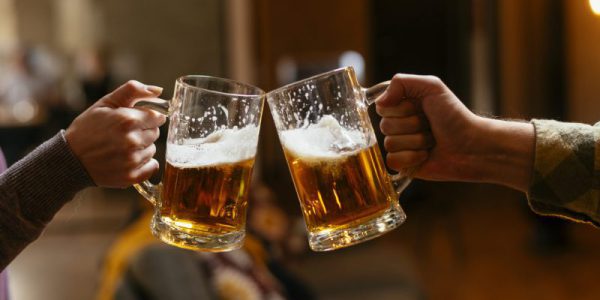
96, 211, 275, 300
96, 211, 158, 300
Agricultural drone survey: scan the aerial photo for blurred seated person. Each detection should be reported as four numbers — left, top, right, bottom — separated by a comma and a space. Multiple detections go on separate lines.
0, 46, 63, 164
0, 46, 61, 110
76, 48, 115, 109
97, 183, 314, 300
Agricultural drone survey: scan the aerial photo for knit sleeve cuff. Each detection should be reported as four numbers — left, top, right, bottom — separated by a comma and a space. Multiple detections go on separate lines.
526, 119, 600, 226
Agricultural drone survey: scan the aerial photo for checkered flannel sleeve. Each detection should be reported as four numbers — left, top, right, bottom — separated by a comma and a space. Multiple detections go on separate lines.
527, 119, 600, 226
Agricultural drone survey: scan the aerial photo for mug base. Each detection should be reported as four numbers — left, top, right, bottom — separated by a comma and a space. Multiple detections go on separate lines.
308, 204, 406, 252
151, 214, 244, 252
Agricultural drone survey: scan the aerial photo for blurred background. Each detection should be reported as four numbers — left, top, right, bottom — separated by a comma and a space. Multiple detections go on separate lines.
2, 0, 600, 299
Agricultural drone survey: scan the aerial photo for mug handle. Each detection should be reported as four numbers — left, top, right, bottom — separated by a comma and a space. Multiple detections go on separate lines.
363, 81, 415, 195
132, 99, 171, 205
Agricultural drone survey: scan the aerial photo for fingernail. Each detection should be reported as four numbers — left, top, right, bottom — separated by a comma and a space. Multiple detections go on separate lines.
145, 85, 163, 95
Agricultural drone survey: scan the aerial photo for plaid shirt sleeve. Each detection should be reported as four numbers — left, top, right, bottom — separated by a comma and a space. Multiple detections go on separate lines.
527, 119, 600, 226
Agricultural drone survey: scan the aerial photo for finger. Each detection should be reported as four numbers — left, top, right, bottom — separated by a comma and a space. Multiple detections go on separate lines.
115, 105, 167, 130
380, 115, 428, 135
137, 107, 167, 129
137, 128, 161, 147
386, 151, 428, 171
128, 143, 157, 168
97, 80, 163, 108
375, 100, 418, 117
127, 158, 160, 184
377, 74, 447, 107
124, 127, 161, 150
384, 133, 435, 152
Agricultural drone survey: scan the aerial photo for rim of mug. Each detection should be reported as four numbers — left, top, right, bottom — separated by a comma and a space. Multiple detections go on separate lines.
177, 75, 265, 98
267, 66, 355, 96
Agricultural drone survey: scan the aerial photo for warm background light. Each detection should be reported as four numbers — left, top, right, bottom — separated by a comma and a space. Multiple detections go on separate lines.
591, 0, 600, 15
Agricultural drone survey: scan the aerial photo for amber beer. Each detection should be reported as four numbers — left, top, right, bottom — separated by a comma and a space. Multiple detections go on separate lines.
160, 158, 254, 237
154, 125, 259, 250
283, 139, 397, 233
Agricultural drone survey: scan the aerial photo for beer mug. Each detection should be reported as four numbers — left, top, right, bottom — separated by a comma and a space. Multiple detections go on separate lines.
134, 75, 265, 252
266, 67, 411, 251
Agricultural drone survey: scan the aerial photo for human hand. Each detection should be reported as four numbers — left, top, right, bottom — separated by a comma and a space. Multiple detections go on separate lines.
375, 74, 534, 191
65, 80, 167, 188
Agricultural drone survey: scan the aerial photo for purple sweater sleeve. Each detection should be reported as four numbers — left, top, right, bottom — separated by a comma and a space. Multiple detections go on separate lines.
0, 131, 94, 270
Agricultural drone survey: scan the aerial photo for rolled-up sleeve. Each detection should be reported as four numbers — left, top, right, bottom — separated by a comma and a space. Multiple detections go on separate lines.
527, 119, 600, 226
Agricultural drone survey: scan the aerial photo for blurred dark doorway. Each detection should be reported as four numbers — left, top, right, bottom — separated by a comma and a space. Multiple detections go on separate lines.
370, 0, 472, 104
495, 0, 569, 255
369, 0, 474, 269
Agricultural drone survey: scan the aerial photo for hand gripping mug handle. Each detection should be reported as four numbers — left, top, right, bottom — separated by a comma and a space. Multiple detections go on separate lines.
131, 99, 171, 205
363, 81, 415, 195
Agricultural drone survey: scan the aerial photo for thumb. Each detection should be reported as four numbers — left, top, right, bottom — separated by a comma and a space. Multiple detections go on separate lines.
377, 74, 446, 107
96, 80, 163, 108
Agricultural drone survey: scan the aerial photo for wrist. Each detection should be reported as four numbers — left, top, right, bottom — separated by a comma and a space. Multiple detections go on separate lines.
466, 116, 535, 192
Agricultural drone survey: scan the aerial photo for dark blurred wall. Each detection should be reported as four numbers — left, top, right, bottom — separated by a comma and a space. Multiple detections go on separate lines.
498, 0, 565, 120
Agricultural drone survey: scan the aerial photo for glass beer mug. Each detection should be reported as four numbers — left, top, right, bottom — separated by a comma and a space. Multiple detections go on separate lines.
134, 75, 265, 252
267, 67, 411, 251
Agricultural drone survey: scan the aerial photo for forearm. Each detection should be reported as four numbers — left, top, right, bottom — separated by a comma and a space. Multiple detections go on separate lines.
0, 131, 93, 270
467, 117, 535, 192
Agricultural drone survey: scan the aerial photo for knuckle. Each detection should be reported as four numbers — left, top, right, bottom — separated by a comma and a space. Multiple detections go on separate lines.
126, 150, 140, 164
410, 150, 428, 163
124, 132, 141, 149
386, 153, 403, 170
124, 80, 141, 92
380, 118, 393, 135
402, 152, 416, 163
120, 119, 137, 131
147, 143, 157, 156
151, 127, 161, 141
125, 172, 139, 183
391, 74, 404, 84
375, 104, 385, 116
148, 159, 159, 169
408, 116, 421, 130
154, 113, 167, 125
383, 136, 395, 151
425, 75, 442, 85
387, 151, 427, 169
116, 112, 138, 130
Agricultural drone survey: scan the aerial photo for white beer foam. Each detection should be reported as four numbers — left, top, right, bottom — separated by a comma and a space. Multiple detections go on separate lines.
167, 126, 259, 168
280, 115, 373, 161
